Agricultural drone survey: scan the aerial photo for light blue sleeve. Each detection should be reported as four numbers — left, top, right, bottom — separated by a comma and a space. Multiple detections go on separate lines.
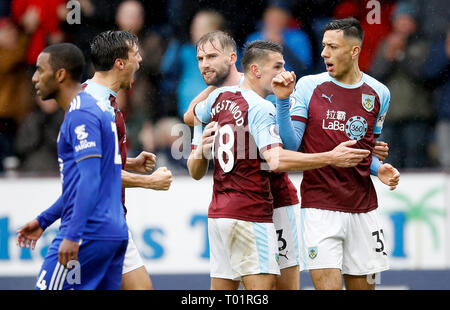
246, 95, 282, 151
191, 124, 204, 148
290, 76, 314, 120
374, 86, 390, 135
193, 98, 211, 125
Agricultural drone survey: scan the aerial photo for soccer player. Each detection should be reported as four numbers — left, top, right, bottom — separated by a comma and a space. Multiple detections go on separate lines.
17, 31, 172, 290
186, 31, 301, 290
22, 43, 128, 289
272, 17, 400, 290
187, 40, 372, 290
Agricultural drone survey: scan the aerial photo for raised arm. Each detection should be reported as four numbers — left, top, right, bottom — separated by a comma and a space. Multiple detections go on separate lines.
184, 86, 217, 126
187, 122, 217, 180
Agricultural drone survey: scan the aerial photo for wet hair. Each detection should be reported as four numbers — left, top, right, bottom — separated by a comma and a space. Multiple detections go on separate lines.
41, 43, 85, 82
241, 40, 283, 72
196, 30, 237, 53
323, 17, 364, 42
90, 30, 139, 71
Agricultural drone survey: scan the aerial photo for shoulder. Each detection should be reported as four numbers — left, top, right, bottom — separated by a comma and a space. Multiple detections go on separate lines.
294, 72, 330, 95
209, 85, 240, 101
67, 93, 109, 121
362, 73, 390, 98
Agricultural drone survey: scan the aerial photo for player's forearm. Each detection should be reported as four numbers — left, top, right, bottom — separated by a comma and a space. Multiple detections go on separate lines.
121, 170, 148, 188
187, 149, 209, 180
184, 86, 217, 126
276, 98, 304, 151
124, 157, 138, 172
65, 157, 101, 242
37, 196, 63, 230
264, 147, 331, 172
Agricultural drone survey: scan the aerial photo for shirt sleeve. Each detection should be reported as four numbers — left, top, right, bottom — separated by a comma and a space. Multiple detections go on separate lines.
374, 86, 390, 136
290, 77, 311, 123
191, 124, 204, 149
193, 98, 211, 125
248, 100, 283, 152
66, 110, 103, 162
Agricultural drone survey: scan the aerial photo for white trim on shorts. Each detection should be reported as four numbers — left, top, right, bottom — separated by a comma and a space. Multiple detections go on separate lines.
122, 230, 145, 274
273, 204, 301, 269
208, 218, 280, 281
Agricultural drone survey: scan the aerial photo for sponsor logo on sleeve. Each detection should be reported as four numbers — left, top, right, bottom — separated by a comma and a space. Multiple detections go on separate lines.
74, 124, 96, 152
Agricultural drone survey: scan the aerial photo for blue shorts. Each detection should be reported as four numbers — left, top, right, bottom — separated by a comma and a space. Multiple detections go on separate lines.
35, 237, 128, 290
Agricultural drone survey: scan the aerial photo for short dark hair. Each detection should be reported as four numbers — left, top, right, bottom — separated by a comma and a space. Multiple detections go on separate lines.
323, 17, 364, 42
42, 43, 85, 82
241, 40, 283, 72
196, 30, 237, 53
90, 30, 139, 71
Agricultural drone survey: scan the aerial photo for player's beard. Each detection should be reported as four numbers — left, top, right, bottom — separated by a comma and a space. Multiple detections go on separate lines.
204, 65, 230, 87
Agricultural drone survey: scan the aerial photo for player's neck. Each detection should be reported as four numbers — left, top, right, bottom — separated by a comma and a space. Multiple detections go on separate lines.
335, 64, 362, 85
57, 82, 83, 111
91, 71, 121, 93
241, 74, 267, 98
220, 66, 241, 87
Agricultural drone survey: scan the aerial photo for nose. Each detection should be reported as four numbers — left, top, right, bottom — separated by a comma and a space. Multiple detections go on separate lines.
321, 47, 329, 59
32, 71, 38, 84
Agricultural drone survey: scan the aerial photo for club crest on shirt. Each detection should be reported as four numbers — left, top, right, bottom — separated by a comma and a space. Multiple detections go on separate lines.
308, 247, 318, 259
362, 94, 375, 112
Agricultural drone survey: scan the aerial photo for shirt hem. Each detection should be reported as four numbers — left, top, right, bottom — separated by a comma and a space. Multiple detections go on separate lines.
300, 204, 378, 214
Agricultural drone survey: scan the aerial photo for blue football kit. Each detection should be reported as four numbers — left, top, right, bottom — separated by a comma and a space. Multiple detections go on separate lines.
35, 92, 128, 290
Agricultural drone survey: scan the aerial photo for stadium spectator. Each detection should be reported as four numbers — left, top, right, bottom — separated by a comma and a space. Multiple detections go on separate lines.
15, 97, 64, 174
409, 0, 450, 41
62, 0, 123, 80
159, 9, 226, 120
10, 0, 66, 66
0, 17, 33, 172
370, 1, 433, 169
114, 0, 167, 156
333, 0, 396, 72
423, 25, 450, 170
245, 0, 313, 77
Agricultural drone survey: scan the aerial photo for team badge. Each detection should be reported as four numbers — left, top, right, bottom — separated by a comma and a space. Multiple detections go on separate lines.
362, 94, 375, 112
345, 116, 368, 141
269, 124, 281, 139
308, 247, 318, 259
289, 96, 296, 111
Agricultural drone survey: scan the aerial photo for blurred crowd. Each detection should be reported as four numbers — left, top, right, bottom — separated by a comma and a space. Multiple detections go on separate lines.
0, 0, 449, 176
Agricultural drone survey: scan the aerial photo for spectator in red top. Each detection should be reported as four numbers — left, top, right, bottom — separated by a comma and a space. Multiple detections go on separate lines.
333, 0, 396, 72
11, 0, 66, 65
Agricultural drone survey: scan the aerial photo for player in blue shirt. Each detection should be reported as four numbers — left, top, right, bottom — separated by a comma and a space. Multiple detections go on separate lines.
17, 43, 128, 290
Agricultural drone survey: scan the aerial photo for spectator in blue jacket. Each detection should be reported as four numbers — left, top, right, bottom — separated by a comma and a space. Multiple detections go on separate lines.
423, 25, 450, 169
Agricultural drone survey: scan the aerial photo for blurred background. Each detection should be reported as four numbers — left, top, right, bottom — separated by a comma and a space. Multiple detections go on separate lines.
0, 0, 449, 290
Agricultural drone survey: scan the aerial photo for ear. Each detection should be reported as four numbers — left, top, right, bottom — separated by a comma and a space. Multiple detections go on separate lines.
250, 63, 261, 78
114, 58, 125, 70
229, 52, 237, 65
55, 68, 67, 83
351, 45, 361, 59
